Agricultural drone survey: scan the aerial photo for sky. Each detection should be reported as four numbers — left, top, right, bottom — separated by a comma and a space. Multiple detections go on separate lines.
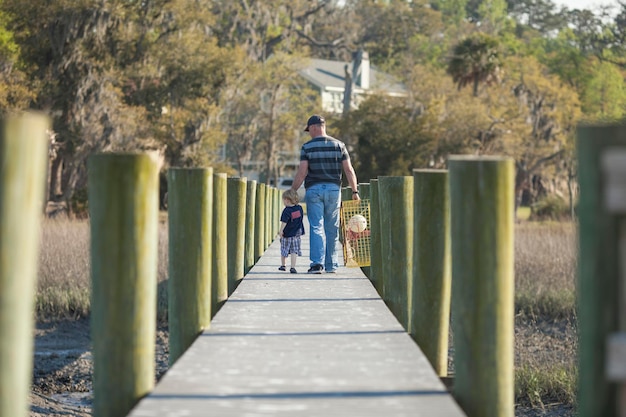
552, 0, 621, 12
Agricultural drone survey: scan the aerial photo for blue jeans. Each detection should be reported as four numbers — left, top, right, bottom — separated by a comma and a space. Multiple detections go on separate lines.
305, 183, 341, 271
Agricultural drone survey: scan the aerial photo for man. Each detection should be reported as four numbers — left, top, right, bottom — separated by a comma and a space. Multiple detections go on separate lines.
291, 115, 360, 274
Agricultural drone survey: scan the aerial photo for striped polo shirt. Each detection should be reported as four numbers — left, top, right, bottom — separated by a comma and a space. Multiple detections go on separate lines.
300, 135, 350, 189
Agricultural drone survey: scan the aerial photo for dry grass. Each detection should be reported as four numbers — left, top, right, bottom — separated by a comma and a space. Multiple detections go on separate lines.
36, 217, 169, 321
36, 216, 579, 412
515, 221, 577, 320
513, 221, 578, 411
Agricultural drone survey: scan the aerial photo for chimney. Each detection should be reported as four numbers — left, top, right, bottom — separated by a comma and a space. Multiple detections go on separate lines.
359, 51, 370, 89
351, 49, 370, 90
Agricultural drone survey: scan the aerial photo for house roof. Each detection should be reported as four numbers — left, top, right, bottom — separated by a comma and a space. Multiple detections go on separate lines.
299, 58, 406, 95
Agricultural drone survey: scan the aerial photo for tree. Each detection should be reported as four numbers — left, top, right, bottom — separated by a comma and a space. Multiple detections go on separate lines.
221, 53, 317, 181
252, 52, 318, 184
476, 0, 510, 34
447, 32, 503, 96
344, 94, 431, 181
504, 56, 582, 209
581, 59, 626, 121
0, 9, 33, 112
2, 0, 239, 212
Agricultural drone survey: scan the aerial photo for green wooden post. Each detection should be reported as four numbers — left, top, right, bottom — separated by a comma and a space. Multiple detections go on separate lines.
411, 169, 451, 377
358, 182, 370, 200
167, 168, 213, 365
358, 183, 371, 277
244, 180, 257, 274
227, 177, 247, 295
378, 176, 414, 331
266, 186, 274, 247
341, 187, 352, 201
449, 156, 514, 417
265, 186, 270, 248
276, 188, 281, 237
577, 125, 626, 417
255, 183, 266, 260
369, 179, 383, 295
0, 113, 49, 417
212, 173, 228, 316
88, 153, 159, 417
273, 188, 277, 239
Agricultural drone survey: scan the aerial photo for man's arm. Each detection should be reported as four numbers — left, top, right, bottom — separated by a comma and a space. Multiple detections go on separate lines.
342, 159, 360, 200
291, 160, 308, 192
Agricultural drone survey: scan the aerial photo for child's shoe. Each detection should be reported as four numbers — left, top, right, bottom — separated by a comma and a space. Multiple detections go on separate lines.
290, 267, 297, 274
278, 266, 286, 271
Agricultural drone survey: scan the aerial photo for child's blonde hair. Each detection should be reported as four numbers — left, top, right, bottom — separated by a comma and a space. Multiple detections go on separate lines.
282, 189, 299, 204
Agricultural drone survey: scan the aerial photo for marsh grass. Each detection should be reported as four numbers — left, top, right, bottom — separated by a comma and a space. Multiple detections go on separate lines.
515, 222, 577, 320
37, 217, 169, 321
37, 216, 579, 412
515, 364, 578, 408
514, 221, 578, 411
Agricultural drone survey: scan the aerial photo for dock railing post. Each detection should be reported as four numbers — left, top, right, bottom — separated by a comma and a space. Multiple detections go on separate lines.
577, 124, 626, 417
411, 169, 451, 377
0, 113, 49, 417
212, 173, 228, 316
378, 176, 414, 331
167, 168, 213, 365
358, 182, 371, 278
227, 177, 247, 295
255, 183, 266, 260
244, 180, 257, 274
369, 179, 383, 295
88, 153, 159, 417
449, 156, 514, 417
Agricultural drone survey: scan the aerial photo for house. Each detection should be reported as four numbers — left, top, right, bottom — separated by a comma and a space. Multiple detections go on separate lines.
298, 50, 407, 114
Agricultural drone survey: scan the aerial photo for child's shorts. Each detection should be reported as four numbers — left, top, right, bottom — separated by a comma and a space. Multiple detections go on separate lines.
280, 236, 302, 257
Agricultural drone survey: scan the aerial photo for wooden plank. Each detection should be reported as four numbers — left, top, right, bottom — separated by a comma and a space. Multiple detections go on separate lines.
128, 217, 465, 417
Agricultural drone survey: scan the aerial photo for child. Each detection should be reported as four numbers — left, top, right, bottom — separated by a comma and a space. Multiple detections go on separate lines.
278, 189, 304, 274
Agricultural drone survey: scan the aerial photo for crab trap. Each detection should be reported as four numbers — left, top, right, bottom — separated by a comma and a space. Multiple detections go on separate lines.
340, 199, 371, 267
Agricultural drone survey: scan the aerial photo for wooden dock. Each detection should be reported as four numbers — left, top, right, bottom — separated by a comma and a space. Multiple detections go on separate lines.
128, 223, 465, 417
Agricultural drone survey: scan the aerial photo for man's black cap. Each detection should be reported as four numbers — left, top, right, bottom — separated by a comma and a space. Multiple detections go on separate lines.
304, 115, 325, 132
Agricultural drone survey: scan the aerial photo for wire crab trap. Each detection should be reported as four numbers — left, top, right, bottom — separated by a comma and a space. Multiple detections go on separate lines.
340, 199, 371, 267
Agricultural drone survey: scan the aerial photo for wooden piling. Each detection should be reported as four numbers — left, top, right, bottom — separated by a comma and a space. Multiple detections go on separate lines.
0, 113, 49, 417
212, 173, 228, 316
244, 180, 257, 274
411, 169, 451, 377
577, 124, 626, 417
255, 183, 266, 260
378, 176, 414, 331
369, 179, 383, 295
88, 153, 159, 417
227, 177, 247, 295
167, 168, 213, 365
358, 183, 371, 277
449, 156, 514, 417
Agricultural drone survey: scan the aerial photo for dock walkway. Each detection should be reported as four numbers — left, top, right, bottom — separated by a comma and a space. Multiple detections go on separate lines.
129, 219, 465, 416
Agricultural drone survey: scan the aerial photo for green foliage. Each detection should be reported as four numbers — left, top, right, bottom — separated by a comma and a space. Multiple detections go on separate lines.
36, 286, 90, 320
582, 59, 626, 121
448, 32, 503, 96
343, 94, 432, 181
530, 195, 572, 221
515, 364, 577, 408
516, 290, 576, 321
432, 0, 468, 25
0, 0, 623, 211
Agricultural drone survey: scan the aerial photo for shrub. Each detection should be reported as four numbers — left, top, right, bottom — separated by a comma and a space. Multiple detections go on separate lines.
529, 195, 572, 221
